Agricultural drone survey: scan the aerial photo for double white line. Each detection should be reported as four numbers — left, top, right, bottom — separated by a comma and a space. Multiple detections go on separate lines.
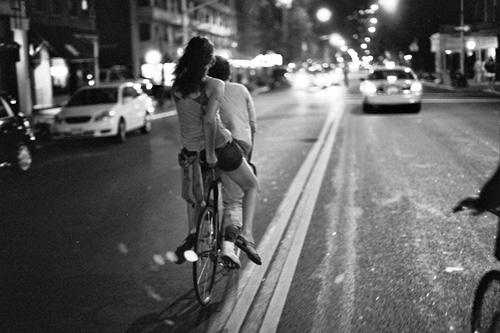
210, 97, 346, 332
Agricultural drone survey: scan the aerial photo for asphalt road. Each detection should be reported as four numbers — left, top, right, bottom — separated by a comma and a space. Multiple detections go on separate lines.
1, 81, 499, 332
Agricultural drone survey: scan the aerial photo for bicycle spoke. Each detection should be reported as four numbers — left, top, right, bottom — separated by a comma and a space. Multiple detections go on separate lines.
193, 205, 218, 306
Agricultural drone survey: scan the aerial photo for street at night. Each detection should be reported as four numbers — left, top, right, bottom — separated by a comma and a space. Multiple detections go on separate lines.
2, 80, 499, 332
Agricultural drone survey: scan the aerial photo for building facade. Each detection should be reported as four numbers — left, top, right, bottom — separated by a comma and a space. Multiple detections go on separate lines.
26, 0, 98, 109
0, 0, 31, 114
430, 0, 500, 82
97, 0, 237, 86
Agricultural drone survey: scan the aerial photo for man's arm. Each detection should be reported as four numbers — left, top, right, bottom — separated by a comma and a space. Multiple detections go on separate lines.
204, 78, 224, 166
245, 88, 257, 139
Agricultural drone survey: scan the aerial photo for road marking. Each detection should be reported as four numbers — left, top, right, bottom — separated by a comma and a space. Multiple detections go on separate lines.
260, 90, 345, 333
311, 115, 361, 333
207, 92, 346, 333
152, 109, 176, 120
153, 97, 498, 120
343, 98, 499, 105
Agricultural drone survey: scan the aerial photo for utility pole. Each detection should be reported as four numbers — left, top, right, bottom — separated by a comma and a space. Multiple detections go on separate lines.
460, 0, 465, 74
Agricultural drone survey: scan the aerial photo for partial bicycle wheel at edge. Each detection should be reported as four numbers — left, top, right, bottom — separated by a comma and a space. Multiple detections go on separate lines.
471, 270, 500, 333
193, 205, 218, 306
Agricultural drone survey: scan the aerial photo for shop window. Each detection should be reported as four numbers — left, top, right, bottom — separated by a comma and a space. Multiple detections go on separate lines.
81, 0, 90, 17
140, 23, 151, 41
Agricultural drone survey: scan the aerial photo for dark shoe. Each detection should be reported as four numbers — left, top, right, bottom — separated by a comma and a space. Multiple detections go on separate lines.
174, 233, 197, 265
221, 240, 241, 269
224, 226, 240, 242
235, 235, 262, 265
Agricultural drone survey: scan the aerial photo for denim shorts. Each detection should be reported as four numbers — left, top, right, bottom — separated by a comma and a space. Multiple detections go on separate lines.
196, 140, 243, 172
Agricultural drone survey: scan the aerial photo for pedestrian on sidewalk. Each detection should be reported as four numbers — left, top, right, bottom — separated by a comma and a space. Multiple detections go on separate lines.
484, 57, 496, 90
473, 59, 483, 83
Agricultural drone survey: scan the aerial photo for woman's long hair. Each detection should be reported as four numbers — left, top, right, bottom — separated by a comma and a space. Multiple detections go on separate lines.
173, 36, 215, 98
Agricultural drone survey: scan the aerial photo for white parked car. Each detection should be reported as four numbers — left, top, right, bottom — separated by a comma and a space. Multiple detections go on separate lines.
359, 65, 423, 113
52, 82, 154, 143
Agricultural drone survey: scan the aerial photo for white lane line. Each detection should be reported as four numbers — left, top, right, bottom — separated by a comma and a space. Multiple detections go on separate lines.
152, 109, 176, 120
312, 118, 361, 333
344, 98, 499, 105
209, 94, 345, 333
259, 96, 345, 333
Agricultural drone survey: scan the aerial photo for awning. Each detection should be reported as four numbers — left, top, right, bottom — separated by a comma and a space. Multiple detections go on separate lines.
29, 26, 96, 62
431, 32, 498, 53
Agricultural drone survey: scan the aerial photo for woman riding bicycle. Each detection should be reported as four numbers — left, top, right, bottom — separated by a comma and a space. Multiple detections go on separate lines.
171, 36, 259, 269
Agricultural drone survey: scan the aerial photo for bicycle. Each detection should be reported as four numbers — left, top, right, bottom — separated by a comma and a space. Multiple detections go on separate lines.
192, 167, 227, 306
453, 203, 500, 333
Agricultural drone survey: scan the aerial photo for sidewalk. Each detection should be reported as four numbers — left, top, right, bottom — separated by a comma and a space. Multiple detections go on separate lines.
424, 78, 500, 95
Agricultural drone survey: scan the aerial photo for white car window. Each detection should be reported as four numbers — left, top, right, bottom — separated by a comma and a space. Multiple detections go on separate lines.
122, 87, 139, 99
369, 70, 414, 80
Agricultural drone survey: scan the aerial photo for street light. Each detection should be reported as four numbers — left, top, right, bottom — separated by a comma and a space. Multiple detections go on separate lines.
379, 0, 398, 13
316, 7, 332, 23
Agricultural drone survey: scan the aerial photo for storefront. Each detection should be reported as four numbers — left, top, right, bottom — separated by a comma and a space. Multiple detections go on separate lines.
29, 27, 98, 109
430, 30, 497, 83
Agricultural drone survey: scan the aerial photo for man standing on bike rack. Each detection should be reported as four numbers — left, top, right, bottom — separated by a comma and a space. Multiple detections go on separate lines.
170, 37, 259, 269
208, 56, 262, 266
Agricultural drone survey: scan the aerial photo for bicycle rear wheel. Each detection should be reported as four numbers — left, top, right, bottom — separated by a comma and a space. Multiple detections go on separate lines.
193, 205, 218, 306
471, 270, 500, 333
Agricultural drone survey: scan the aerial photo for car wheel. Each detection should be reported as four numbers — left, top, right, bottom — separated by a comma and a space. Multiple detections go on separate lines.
12, 142, 33, 173
116, 119, 126, 143
363, 103, 372, 113
141, 113, 151, 134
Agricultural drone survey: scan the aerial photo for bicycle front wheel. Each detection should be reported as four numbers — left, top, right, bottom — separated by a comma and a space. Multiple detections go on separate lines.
193, 206, 218, 306
471, 270, 500, 333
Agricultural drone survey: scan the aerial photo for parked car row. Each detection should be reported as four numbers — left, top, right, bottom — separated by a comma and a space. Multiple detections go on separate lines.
1, 81, 154, 174
0, 92, 36, 173
52, 81, 154, 143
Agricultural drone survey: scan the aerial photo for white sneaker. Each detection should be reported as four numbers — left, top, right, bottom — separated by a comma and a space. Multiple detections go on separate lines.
222, 240, 241, 269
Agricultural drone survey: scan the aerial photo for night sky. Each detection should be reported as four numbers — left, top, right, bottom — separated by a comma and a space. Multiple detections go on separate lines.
307, 0, 459, 69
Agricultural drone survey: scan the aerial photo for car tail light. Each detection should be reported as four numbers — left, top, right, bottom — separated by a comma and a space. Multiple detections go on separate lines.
362, 81, 377, 94
410, 82, 422, 92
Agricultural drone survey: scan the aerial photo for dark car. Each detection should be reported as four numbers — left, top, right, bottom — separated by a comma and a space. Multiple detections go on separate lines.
0, 93, 35, 173
269, 67, 292, 90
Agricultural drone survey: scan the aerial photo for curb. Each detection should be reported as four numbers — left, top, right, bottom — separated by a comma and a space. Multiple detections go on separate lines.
422, 81, 500, 95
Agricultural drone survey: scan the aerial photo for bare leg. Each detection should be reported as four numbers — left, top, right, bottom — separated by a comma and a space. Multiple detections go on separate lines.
225, 158, 259, 238
186, 203, 201, 235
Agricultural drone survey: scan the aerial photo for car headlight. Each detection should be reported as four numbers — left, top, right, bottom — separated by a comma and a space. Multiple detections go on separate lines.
95, 110, 116, 122
410, 82, 422, 92
361, 81, 377, 94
